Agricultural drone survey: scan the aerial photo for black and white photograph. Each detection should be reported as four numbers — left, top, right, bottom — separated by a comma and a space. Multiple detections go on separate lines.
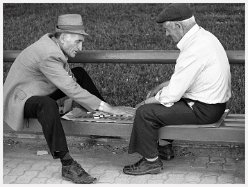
2, 0, 245, 184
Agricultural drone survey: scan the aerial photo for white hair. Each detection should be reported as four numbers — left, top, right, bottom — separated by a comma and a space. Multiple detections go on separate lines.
165, 16, 196, 32
177, 16, 196, 28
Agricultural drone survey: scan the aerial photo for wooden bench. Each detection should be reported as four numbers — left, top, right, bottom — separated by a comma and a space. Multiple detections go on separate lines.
3, 50, 245, 143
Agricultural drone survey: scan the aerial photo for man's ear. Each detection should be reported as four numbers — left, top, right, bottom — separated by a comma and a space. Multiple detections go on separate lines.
175, 22, 184, 35
59, 33, 66, 44
175, 22, 182, 30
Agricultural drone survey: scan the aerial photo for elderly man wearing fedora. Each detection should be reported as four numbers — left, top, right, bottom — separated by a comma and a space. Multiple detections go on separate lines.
4, 14, 134, 183
123, 4, 231, 175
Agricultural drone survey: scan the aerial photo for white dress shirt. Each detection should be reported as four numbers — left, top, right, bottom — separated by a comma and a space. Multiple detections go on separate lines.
155, 24, 231, 106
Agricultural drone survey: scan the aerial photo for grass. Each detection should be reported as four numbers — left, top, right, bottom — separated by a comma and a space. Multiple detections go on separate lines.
3, 3, 245, 113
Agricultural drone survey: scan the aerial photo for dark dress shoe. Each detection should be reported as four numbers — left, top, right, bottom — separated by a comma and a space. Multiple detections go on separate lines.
158, 143, 175, 160
62, 160, 96, 184
123, 157, 163, 175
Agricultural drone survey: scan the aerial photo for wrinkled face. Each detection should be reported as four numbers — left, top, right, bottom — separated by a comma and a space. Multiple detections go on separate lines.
162, 21, 184, 43
60, 33, 85, 58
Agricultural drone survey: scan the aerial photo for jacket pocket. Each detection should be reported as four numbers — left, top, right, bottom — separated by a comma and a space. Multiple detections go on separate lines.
14, 88, 27, 100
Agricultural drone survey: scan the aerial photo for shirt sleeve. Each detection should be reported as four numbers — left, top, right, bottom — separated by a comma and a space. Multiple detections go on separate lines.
39, 54, 102, 111
155, 52, 205, 106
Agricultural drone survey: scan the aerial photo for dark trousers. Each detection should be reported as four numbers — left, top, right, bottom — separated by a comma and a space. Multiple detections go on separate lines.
128, 99, 226, 159
24, 67, 104, 158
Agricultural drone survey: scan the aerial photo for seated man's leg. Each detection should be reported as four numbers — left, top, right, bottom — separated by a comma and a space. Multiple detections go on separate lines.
124, 100, 197, 175
48, 66, 105, 113
158, 139, 174, 161
24, 96, 68, 155
24, 96, 96, 183
48, 89, 66, 101
71, 67, 105, 101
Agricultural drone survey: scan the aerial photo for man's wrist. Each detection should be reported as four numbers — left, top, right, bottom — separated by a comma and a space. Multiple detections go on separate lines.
98, 101, 105, 111
98, 101, 112, 112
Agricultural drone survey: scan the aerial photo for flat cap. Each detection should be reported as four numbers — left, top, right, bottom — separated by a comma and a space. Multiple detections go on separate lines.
156, 3, 193, 23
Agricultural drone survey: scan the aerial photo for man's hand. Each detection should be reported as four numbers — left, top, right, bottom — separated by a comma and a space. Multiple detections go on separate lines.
135, 100, 146, 109
146, 81, 170, 99
135, 97, 160, 109
146, 90, 158, 99
99, 102, 135, 117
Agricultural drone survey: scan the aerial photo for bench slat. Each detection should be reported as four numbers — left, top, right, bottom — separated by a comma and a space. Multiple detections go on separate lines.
158, 125, 244, 143
3, 50, 245, 64
226, 114, 245, 119
224, 118, 245, 122
223, 121, 245, 127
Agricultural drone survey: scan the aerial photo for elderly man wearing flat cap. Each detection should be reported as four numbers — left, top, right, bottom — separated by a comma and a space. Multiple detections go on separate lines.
123, 3, 231, 175
4, 14, 134, 183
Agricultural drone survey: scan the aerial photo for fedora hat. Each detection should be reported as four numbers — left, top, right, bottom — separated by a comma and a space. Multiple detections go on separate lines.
56, 14, 88, 35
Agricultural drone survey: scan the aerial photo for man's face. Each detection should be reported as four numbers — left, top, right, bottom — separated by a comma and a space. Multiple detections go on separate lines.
60, 33, 85, 58
162, 22, 183, 43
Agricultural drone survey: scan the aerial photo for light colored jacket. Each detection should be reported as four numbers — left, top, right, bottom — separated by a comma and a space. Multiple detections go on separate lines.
3, 33, 102, 131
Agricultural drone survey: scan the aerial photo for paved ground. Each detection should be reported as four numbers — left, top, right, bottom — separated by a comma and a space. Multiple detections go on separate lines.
3, 134, 245, 184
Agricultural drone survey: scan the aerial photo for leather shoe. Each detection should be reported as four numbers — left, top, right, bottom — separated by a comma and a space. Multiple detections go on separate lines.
123, 157, 163, 175
62, 160, 96, 184
158, 143, 175, 160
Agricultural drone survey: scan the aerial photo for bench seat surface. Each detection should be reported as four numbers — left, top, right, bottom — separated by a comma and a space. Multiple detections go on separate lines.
3, 113, 244, 143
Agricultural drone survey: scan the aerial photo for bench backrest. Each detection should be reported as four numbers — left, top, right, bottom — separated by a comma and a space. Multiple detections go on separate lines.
3, 50, 245, 64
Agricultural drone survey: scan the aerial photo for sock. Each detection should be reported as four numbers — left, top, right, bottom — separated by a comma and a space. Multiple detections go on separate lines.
58, 152, 73, 166
145, 156, 158, 162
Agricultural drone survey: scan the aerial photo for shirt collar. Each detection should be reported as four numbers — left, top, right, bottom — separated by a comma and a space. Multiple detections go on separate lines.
177, 24, 200, 50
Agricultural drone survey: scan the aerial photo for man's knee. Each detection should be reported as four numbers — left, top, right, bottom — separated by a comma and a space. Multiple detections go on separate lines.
71, 67, 86, 76
135, 104, 161, 129
37, 96, 59, 113
136, 104, 155, 119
